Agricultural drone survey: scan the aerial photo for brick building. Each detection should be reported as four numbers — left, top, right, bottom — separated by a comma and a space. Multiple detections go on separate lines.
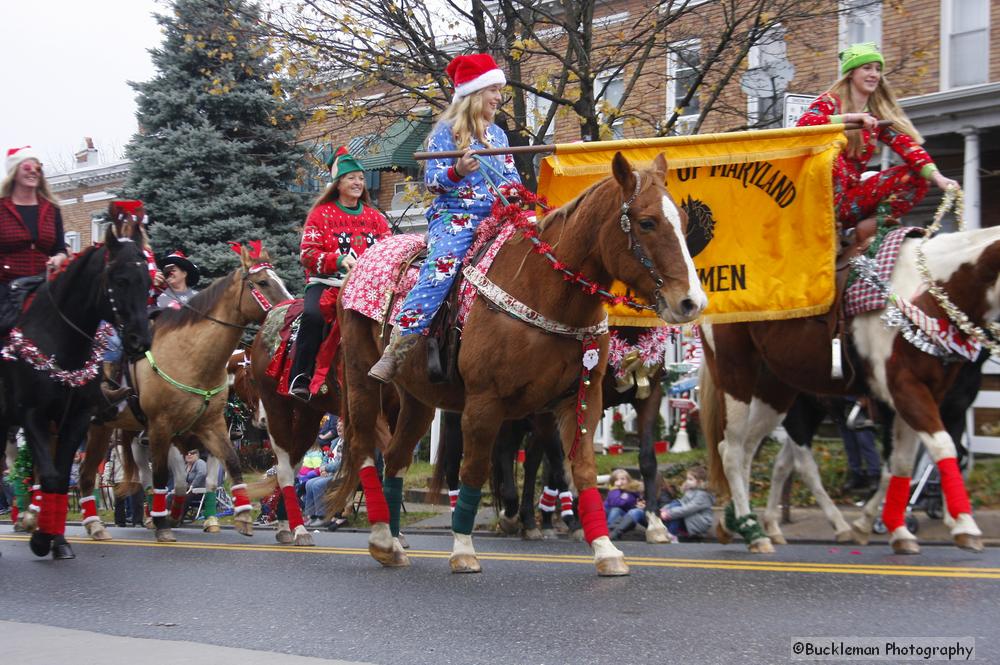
47, 138, 130, 250
305, 0, 998, 230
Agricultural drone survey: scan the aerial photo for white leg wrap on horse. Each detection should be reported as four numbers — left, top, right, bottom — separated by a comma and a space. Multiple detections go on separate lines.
950, 513, 982, 537
591, 535, 623, 560
452, 532, 476, 558
889, 526, 916, 543
370, 522, 393, 551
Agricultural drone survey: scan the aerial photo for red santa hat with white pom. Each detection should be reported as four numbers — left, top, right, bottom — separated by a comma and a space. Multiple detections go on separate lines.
6, 146, 42, 176
446, 53, 506, 101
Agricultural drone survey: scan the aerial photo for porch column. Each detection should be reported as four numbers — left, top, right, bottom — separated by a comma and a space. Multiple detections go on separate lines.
961, 126, 981, 230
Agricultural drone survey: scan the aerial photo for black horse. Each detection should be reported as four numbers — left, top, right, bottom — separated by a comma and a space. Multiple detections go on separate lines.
0, 223, 151, 559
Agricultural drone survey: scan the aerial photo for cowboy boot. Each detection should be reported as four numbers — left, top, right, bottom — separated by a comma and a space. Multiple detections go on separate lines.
368, 328, 418, 384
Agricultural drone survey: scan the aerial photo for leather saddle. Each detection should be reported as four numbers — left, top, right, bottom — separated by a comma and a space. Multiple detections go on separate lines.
0, 273, 45, 336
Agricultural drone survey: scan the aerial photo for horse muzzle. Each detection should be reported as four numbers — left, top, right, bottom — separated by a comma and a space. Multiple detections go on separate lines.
656, 288, 707, 324
122, 329, 152, 361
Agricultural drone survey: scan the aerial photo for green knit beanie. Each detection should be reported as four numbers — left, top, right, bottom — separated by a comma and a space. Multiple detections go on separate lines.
839, 42, 884, 76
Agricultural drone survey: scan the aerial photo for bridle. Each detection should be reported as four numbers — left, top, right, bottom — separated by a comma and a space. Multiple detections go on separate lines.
618, 171, 668, 306
174, 263, 277, 331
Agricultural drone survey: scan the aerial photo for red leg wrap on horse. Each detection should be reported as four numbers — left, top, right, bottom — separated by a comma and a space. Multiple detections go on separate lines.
882, 475, 911, 532
231, 485, 251, 513
559, 491, 574, 517
578, 487, 609, 543
936, 457, 972, 517
10, 505, 18, 524
53, 493, 69, 535
281, 485, 305, 529
38, 492, 54, 534
538, 487, 557, 512
359, 466, 389, 524
80, 496, 98, 522
170, 495, 187, 521
151, 489, 168, 517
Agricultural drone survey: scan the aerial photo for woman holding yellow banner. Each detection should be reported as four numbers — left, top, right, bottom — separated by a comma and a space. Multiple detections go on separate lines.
797, 42, 958, 228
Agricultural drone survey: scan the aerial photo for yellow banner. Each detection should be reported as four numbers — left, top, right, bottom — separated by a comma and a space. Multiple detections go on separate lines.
537, 125, 845, 323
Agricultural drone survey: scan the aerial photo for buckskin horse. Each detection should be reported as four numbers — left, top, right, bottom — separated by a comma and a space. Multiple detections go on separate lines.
80, 244, 291, 543
332, 152, 706, 576
701, 223, 998, 555
0, 223, 152, 559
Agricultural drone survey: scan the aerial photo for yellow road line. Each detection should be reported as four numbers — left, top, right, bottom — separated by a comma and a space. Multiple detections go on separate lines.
1, 535, 997, 579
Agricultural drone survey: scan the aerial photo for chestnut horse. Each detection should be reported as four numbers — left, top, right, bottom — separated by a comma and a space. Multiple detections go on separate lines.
80, 246, 291, 542
332, 152, 706, 576
701, 225, 1000, 555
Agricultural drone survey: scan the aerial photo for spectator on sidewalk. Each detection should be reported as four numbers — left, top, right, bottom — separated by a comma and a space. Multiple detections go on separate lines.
605, 468, 645, 540
659, 465, 715, 540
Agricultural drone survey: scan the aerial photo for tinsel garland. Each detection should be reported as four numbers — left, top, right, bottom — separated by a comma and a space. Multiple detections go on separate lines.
1, 322, 114, 387
913, 187, 1000, 356
608, 326, 676, 378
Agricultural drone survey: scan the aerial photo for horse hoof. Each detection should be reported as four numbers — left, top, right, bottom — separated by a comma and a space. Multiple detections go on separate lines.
369, 542, 408, 567
449, 553, 481, 574
29, 532, 53, 557
275, 529, 293, 544
294, 531, 315, 547
595, 555, 630, 577
143, 517, 155, 530
202, 516, 220, 534
22, 510, 39, 532
571, 529, 585, 542
397, 534, 410, 550
522, 528, 543, 541
768, 532, 788, 546
51, 536, 75, 560
748, 538, 775, 553
891, 538, 920, 555
954, 533, 984, 553
716, 522, 732, 545
834, 529, 853, 544
13, 520, 28, 533
541, 528, 558, 540
645, 526, 672, 544
155, 529, 177, 543
851, 524, 871, 545
234, 513, 254, 537
498, 515, 519, 536
86, 522, 113, 541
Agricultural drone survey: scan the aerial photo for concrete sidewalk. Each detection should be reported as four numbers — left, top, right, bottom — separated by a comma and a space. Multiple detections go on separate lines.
402, 496, 1000, 546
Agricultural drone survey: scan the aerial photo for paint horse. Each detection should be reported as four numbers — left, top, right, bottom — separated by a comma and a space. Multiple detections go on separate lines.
333, 152, 706, 576
80, 244, 291, 543
0, 223, 152, 558
701, 224, 999, 554
762, 351, 987, 545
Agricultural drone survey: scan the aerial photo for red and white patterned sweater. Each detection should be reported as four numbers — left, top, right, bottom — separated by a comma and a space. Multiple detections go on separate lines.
299, 200, 390, 283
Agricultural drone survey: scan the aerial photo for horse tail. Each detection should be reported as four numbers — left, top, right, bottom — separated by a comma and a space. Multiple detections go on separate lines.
246, 474, 278, 501
114, 431, 142, 498
700, 360, 730, 499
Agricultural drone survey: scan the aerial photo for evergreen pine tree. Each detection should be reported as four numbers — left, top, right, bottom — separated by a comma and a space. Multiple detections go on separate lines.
125, 0, 308, 293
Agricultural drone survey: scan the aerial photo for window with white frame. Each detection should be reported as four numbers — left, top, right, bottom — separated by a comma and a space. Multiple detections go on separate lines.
666, 40, 701, 134
525, 93, 555, 141
595, 71, 625, 139
943, 0, 989, 89
746, 25, 787, 129
90, 216, 111, 245
64, 231, 81, 254
839, 0, 882, 55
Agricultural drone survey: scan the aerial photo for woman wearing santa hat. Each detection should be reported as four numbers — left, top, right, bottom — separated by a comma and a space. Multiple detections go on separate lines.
369, 53, 521, 382
289, 146, 390, 399
0, 146, 68, 287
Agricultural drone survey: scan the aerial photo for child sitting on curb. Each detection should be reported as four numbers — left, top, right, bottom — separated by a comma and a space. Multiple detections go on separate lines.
659, 465, 715, 540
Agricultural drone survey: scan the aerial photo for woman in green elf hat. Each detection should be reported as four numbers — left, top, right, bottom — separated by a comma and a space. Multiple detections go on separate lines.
288, 146, 390, 399
797, 41, 959, 227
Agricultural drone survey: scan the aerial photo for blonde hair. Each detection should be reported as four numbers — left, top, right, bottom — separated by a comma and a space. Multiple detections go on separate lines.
434, 89, 493, 152
0, 161, 61, 207
828, 72, 923, 159
309, 171, 372, 215
609, 468, 632, 486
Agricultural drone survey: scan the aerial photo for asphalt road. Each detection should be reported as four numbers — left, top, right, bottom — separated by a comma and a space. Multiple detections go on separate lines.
1, 526, 996, 665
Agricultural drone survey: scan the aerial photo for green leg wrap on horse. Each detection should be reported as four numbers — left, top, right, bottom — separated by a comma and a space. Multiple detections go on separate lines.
384, 477, 404, 537
452, 484, 482, 536
725, 501, 766, 543
202, 490, 217, 518
276, 493, 288, 521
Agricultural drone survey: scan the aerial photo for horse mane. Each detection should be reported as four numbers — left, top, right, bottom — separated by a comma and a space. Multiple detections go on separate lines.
154, 271, 234, 334
45, 244, 108, 310
537, 177, 611, 232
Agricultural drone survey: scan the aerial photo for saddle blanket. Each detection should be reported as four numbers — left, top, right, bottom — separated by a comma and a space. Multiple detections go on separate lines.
261, 298, 340, 397
843, 226, 924, 317
341, 223, 518, 331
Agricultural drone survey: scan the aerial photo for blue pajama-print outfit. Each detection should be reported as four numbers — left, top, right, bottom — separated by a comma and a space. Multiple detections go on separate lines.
396, 121, 521, 335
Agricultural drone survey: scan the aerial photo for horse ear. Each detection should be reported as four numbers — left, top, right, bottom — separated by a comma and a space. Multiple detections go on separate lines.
652, 153, 668, 179
612, 152, 636, 192
240, 246, 253, 271
258, 245, 271, 262
104, 223, 121, 251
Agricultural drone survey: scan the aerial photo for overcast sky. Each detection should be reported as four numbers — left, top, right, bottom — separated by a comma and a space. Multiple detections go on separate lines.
0, 0, 163, 172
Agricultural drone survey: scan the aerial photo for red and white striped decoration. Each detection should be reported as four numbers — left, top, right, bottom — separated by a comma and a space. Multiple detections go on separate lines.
80, 495, 100, 526
231, 483, 252, 514
151, 488, 169, 517
448, 489, 460, 512
559, 491, 574, 517
538, 487, 557, 513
